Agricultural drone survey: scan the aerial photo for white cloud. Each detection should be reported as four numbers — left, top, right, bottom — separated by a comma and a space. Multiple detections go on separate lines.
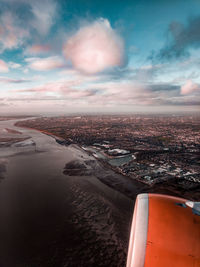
9, 62, 21, 69
63, 18, 124, 74
23, 68, 29, 74
26, 56, 64, 71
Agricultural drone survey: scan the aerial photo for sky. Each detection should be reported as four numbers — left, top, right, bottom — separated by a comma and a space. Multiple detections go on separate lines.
0, 0, 200, 115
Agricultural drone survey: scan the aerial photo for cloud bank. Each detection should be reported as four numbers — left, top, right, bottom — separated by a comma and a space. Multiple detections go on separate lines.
63, 18, 124, 74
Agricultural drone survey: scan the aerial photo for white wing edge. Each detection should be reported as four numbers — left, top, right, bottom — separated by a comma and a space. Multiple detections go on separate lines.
126, 193, 149, 267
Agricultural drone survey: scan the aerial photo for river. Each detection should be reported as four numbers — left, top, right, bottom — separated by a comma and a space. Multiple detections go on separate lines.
0, 119, 134, 267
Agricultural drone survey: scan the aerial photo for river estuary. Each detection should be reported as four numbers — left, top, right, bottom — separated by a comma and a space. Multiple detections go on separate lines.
0, 119, 135, 267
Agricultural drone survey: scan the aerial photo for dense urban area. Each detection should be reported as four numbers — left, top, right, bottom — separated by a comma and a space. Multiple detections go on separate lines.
16, 115, 200, 198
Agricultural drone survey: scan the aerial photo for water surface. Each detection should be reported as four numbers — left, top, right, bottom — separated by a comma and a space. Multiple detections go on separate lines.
0, 119, 133, 267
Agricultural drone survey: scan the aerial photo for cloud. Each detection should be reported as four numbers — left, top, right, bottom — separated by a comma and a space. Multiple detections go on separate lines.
149, 83, 179, 92
63, 18, 124, 74
13, 80, 153, 106
26, 56, 65, 71
9, 62, 21, 69
30, 0, 57, 35
23, 68, 29, 74
103, 64, 166, 84
0, 76, 30, 83
0, 0, 57, 52
156, 16, 200, 60
4, 76, 200, 111
0, 60, 9, 72
15, 80, 99, 100
181, 80, 200, 95
0, 12, 29, 52
26, 44, 51, 55
84, 81, 156, 106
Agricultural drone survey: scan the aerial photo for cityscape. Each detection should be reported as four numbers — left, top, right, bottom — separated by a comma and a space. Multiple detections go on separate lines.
17, 115, 200, 200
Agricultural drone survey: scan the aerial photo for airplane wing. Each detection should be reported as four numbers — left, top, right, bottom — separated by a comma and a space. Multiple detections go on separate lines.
126, 193, 200, 267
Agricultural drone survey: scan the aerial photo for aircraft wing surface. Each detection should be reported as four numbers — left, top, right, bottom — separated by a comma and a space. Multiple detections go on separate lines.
126, 193, 200, 267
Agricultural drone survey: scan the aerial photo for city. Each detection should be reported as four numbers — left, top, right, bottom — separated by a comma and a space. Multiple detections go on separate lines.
17, 115, 200, 200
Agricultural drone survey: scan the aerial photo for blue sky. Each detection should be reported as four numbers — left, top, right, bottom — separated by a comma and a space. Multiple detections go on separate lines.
0, 0, 200, 114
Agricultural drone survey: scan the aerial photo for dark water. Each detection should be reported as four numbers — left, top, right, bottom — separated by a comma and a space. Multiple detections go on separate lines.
108, 154, 133, 167
0, 119, 134, 267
